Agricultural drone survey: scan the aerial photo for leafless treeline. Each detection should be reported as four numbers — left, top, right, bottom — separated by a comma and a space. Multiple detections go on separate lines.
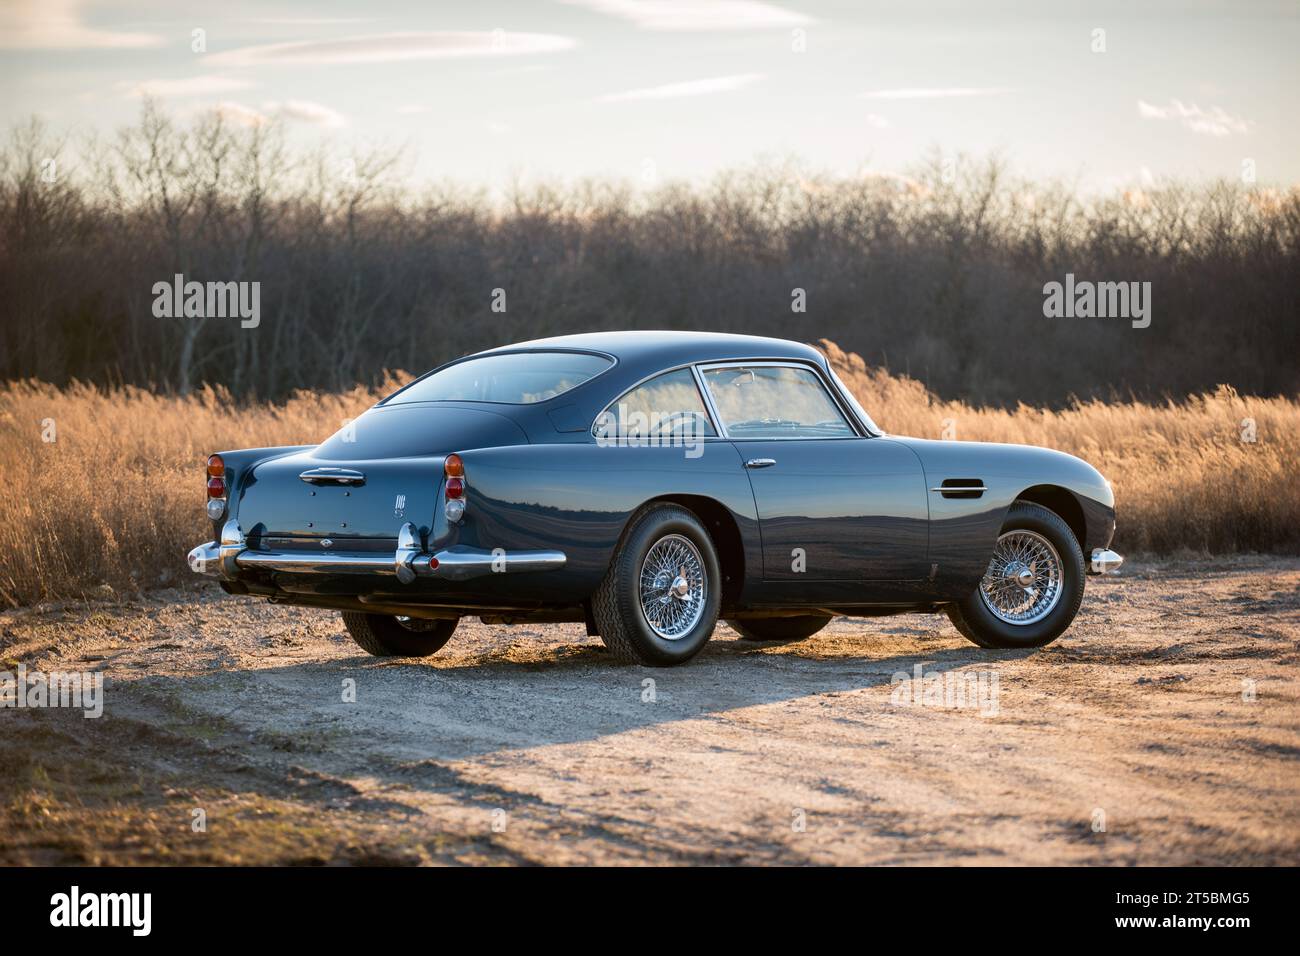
2, 104, 1297, 404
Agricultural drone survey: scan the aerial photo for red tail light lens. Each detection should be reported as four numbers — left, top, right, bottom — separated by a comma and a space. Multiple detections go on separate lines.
207, 454, 225, 477
443, 453, 466, 520
207, 476, 225, 498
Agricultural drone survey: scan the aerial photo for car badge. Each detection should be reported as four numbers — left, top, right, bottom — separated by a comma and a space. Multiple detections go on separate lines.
320, 538, 333, 548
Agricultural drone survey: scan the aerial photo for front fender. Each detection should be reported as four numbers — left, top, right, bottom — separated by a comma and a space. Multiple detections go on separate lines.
890, 437, 1114, 596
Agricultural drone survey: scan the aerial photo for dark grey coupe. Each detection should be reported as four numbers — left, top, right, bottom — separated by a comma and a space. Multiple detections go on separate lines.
188, 331, 1122, 666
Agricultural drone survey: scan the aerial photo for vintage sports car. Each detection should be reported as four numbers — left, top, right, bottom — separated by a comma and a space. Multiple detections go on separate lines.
189, 332, 1122, 666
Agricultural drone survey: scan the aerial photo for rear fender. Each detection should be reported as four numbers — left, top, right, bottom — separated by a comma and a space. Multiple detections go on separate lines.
208, 445, 314, 535
451, 442, 760, 604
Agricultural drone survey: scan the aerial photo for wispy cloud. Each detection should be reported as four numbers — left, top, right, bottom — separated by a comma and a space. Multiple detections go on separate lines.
560, 0, 811, 31
121, 75, 255, 99
247, 18, 373, 26
205, 31, 576, 68
213, 100, 347, 129
599, 73, 764, 102
860, 87, 1015, 100
0, 0, 164, 49
268, 100, 347, 128
214, 102, 269, 128
1137, 99, 1252, 137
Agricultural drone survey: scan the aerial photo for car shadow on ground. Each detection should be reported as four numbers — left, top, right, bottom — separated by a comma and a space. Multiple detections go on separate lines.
115, 638, 1036, 761
17, 638, 1011, 852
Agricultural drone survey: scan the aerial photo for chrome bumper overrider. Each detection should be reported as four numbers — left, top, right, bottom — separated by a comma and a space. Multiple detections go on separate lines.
1088, 548, 1124, 574
187, 520, 565, 583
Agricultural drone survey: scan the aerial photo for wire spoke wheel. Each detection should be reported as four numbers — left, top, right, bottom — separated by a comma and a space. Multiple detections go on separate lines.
638, 533, 707, 640
978, 529, 1064, 626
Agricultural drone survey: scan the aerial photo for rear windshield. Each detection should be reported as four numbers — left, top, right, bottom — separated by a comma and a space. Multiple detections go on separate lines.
386, 351, 612, 405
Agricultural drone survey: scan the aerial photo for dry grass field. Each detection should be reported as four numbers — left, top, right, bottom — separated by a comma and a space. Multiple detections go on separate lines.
1, 341, 1297, 608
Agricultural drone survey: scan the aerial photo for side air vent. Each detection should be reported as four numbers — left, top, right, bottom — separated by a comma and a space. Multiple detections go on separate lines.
931, 478, 987, 499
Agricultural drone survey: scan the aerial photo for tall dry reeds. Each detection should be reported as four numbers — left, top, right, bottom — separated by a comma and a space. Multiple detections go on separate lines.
1, 346, 1295, 608
0, 376, 400, 607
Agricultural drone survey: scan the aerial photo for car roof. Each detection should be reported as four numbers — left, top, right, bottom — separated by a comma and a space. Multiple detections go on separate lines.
395, 331, 842, 443
476, 330, 827, 371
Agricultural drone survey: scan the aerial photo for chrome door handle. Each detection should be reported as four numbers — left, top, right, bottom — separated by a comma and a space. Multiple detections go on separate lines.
744, 458, 777, 468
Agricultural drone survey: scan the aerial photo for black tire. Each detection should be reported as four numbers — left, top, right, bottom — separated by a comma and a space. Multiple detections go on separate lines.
730, 615, 832, 643
341, 612, 457, 657
946, 501, 1085, 649
592, 503, 722, 666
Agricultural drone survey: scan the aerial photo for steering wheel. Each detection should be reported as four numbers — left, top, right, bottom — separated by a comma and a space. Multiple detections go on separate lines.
652, 410, 711, 437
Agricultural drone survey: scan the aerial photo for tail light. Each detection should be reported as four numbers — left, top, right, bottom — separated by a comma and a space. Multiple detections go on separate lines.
444, 454, 466, 523
206, 454, 227, 520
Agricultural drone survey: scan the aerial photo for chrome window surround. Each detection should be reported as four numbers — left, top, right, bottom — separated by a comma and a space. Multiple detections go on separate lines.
693, 360, 868, 441
589, 358, 880, 442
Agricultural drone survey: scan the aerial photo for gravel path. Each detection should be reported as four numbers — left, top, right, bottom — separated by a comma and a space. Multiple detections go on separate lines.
3, 557, 1298, 865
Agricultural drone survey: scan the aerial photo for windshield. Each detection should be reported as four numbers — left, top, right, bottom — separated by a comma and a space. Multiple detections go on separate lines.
386, 351, 612, 405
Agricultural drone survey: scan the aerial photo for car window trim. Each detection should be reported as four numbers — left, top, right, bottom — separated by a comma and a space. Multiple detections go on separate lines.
589, 362, 725, 440
694, 360, 869, 441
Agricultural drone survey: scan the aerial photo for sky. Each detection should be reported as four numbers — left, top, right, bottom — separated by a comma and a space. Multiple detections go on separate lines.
2, 0, 1297, 192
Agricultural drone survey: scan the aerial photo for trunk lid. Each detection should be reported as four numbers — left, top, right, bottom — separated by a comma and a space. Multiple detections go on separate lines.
235, 404, 526, 541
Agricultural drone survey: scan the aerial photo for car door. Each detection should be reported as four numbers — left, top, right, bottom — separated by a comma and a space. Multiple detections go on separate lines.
697, 362, 930, 586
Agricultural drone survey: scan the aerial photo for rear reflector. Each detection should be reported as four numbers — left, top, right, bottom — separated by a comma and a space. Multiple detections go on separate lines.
444, 476, 464, 499
207, 476, 225, 498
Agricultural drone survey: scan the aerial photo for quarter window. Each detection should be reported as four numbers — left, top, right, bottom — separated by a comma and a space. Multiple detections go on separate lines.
594, 368, 717, 439
700, 365, 855, 439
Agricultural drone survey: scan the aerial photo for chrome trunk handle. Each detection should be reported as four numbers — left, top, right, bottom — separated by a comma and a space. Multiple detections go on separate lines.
299, 467, 367, 486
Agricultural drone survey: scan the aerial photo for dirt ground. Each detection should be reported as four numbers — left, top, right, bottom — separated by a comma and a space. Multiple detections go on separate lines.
2, 557, 1298, 866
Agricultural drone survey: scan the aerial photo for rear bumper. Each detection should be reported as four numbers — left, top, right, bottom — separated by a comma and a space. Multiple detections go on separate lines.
188, 519, 565, 583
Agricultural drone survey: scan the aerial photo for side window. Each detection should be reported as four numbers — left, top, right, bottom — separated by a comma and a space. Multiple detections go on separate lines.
700, 365, 855, 439
594, 368, 717, 440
